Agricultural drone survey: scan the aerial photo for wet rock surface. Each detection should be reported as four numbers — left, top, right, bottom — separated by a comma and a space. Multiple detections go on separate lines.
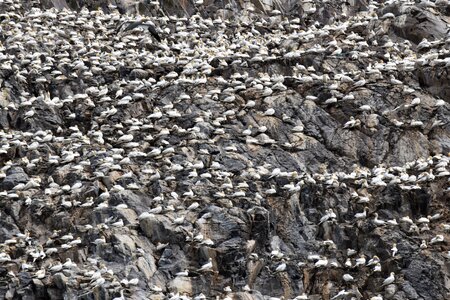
0, 0, 450, 299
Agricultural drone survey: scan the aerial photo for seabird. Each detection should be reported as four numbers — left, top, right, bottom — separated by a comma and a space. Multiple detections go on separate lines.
275, 261, 287, 272
366, 256, 380, 266
420, 240, 427, 249
391, 243, 398, 257
354, 255, 366, 267
199, 258, 213, 272
331, 290, 350, 300
382, 272, 395, 286
120, 21, 162, 42
314, 258, 328, 268
342, 274, 354, 282
430, 235, 444, 244
354, 207, 369, 220
373, 263, 382, 273
373, 213, 385, 226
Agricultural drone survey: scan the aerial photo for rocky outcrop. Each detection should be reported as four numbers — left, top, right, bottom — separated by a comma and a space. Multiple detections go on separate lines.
0, 0, 449, 300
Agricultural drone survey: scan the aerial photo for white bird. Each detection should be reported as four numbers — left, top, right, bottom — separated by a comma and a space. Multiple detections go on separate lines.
386, 219, 398, 226
173, 216, 185, 225
62, 258, 77, 269
49, 262, 63, 272
373, 263, 382, 273
382, 272, 395, 286
400, 216, 414, 224
344, 258, 352, 268
411, 97, 420, 106
331, 47, 342, 56
150, 285, 163, 292
366, 256, 380, 266
24, 110, 35, 119
343, 117, 360, 129
112, 290, 125, 300
391, 243, 398, 257
275, 262, 286, 272
263, 108, 275, 116
269, 168, 281, 178
244, 100, 256, 108
111, 219, 124, 227
117, 134, 134, 143
194, 293, 206, 300
319, 209, 336, 224
420, 240, 427, 249
294, 293, 309, 300
331, 290, 350, 300
343, 274, 354, 282
35, 269, 46, 279
373, 213, 385, 226
314, 258, 328, 268
354, 207, 369, 219
149, 206, 163, 214
359, 104, 372, 111
355, 255, 366, 267
417, 216, 430, 224
199, 258, 213, 272
430, 235, 444, 244
187, 202, 199, 210
435, 99, 445, 107
149, 110, 163, 119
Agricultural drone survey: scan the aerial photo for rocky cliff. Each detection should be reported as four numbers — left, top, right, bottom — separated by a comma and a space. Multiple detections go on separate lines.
0, 0, 449, 299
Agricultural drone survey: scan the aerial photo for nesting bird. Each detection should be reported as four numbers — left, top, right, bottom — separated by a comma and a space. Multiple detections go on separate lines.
0, 1, 448, 299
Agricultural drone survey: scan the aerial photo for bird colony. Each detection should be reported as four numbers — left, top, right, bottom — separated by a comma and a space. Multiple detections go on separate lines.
0, 0, 449, 299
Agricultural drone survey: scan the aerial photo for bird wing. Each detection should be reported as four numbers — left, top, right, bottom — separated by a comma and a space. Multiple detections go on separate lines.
147, 24, 161, 42
120, 21, 161, 42
123, 21, 144, 32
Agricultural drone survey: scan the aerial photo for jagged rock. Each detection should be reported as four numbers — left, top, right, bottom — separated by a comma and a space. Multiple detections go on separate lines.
1, 167, 29, 190
416, 66, 450, 101
52, 273, 68, 290
0, 0, 449, 300
402, 258, 448, 300
391, 5, 448, 43
233, 291, 265, 300
113, 233, 136, 256
112, 190, 153, 215
139, 214, 183, 244
385, 284, 397, 299
46, 288, 63, 300
402, 281, 419, 299
136, 256, 157, 281
168, 277, 193, 294
32, 279, 47, 300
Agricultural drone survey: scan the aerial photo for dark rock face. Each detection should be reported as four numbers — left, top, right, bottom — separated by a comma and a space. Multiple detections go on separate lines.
0, 0, 450, 300
0, 167, 29, 190
391, 5, 448, 43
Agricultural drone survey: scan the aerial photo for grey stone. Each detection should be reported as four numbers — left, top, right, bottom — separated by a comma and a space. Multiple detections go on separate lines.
53, 273, 68, 290
137, 256, 157, 281
402, 281, 419, 299
385, 284, 397, 299
32, 279, 47, 299
168, 277, 193, 294
1, 167, 29, 190
392, 6, 448, 43
0, 1, 449, 300
113, 233, 136, 256
139, 214, 184, 244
